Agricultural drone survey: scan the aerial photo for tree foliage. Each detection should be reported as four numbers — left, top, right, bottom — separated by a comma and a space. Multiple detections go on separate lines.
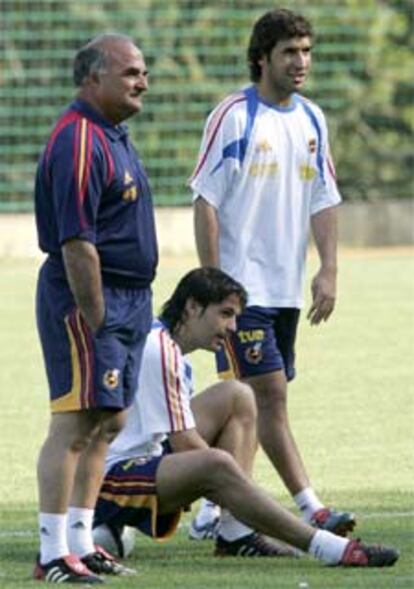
1, 0, 413, 207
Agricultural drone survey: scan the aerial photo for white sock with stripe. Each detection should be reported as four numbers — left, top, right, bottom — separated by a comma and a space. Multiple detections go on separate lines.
67, 507, 95, 558
39, 512, 69, 565
194, 498, 221, 526
293, 487, 325, 522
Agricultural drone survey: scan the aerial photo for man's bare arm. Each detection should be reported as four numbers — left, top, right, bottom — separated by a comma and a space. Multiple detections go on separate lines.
62, 238, 105, 332
194, 196, 220, 267
308, 206, 338, 325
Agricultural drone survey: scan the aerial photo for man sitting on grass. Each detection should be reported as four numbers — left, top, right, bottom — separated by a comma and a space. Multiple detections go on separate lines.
94, 267, 398, 568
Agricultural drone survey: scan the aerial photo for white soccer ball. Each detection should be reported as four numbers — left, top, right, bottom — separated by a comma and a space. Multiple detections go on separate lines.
92, 524, 136, 559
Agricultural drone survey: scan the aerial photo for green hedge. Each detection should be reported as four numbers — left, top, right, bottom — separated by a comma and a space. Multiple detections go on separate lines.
1, 0, 413, 209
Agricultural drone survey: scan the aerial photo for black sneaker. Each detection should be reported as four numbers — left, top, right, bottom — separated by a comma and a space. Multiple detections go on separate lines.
310, 508, 356, 537
215, 532, 300, 557
82, 545, 137, 576
340, 539, 399, 567
33, 554, 103, 583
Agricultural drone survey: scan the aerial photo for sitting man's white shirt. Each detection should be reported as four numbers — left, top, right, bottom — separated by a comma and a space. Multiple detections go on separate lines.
105, 319, 195, 471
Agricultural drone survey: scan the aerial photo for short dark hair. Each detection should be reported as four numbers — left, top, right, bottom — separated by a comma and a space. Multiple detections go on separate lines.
73, 33, 135, 87
73, 46, 106, 87
247, 8, 313, 82
159, 267, 247, 332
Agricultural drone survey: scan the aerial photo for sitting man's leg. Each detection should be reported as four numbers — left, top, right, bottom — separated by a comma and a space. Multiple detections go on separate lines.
156, 448, 398, 566
189, 381, 296, 555
93, 381, 398, 567
190, 380, 260, 546
191, 380, 257, 475
93, 437, 398, 567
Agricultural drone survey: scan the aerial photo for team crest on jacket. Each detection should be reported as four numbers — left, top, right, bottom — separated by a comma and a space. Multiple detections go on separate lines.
103, 369, 120, 389
308, 138, 317, 153
245, 343, 263, 364
122, 170, 138, 201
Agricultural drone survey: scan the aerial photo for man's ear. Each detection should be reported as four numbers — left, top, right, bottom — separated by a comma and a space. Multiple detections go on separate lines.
86, 69, 102, 87
258, 54, 268, 72
184, 297, 202, 319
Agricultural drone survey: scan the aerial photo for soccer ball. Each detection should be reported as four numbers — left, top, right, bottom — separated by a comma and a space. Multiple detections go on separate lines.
92, 524, 136, 559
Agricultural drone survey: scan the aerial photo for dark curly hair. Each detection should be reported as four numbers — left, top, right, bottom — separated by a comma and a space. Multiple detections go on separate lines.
159, 267, 247, 333
247, 8, 313, 82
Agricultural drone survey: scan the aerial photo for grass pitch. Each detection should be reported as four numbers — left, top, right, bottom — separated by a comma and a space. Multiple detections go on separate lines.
0, 249, 413, 588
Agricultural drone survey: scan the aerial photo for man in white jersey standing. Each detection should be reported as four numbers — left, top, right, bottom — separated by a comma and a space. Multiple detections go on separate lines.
190, 8, 353, 537
93, 268, 398, 567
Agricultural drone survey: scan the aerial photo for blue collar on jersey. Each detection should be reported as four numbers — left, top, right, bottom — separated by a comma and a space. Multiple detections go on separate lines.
71, 98, 129, 142
250, 85, 299, 113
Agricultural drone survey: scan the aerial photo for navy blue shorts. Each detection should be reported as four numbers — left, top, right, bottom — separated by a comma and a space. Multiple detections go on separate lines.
36, 260, 152, 412
216, 306, 300, 382
94, 453, 181, 541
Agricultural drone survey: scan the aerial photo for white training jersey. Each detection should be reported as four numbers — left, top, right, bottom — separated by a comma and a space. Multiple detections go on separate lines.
190, 85, 341, 308
105, 319, 195, 472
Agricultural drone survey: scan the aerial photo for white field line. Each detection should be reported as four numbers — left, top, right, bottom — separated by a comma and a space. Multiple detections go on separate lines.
0, 511, 413, 538
361, 511, 414, 519
0, 530, 36, 537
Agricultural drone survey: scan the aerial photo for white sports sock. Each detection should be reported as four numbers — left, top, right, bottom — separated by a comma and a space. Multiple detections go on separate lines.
39, 512, 69, 565
308, 530, 349, 565
218, 509, 253, 542
194, 498, 221, 526
293, 487, 324, 522
67, 507, 95, 558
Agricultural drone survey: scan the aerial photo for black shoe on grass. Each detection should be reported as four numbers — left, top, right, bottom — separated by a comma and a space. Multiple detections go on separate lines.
82, 545, 136, 576
311, 508, 356, 537
340, 539, 399, 567
33, 554, 103, 583
215, 532, 300, 557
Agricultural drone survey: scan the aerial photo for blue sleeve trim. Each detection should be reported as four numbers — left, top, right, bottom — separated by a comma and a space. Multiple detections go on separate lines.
211, 86, 259, 174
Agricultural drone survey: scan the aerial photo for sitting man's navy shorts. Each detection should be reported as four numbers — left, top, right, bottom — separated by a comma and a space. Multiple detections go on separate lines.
94, 449, 181, 541
216, 306, 300, 382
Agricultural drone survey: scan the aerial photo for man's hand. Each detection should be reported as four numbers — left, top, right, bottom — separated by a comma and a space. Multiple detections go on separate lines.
307, 268, 337, 325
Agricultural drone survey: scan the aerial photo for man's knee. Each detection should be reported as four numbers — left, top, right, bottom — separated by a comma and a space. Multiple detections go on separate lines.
249, 373, 288, 416
46, 412, 98, 452
203, 448, 240, 486
96, 410, 127, 444
232, 381, 257, 423
46, 409, 126, 452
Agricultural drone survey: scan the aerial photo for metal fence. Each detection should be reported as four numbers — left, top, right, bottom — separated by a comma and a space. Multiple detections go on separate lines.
1, 0, 413, 210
